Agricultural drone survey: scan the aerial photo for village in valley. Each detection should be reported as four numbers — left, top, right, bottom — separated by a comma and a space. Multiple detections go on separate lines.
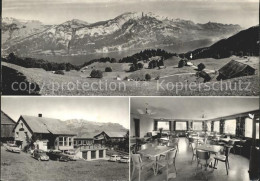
1, 97, 130, 181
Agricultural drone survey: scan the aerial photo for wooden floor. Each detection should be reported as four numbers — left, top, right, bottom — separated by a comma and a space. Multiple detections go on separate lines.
131, 138, 250, 181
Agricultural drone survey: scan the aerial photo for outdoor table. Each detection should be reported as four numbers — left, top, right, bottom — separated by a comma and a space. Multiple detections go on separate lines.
138, 146, 175, 175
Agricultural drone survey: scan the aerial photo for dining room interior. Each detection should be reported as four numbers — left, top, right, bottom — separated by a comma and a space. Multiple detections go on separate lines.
130, 97, 259, 181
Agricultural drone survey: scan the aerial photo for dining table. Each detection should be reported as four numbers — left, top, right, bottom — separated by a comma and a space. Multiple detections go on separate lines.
138, 145, 175, 175
196, 144, 223, 154
220, 138, 241, 143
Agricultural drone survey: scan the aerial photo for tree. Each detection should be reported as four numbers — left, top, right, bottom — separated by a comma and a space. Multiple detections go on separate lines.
129, 64, 137, 72
105, 67, 112, 72
54, 70, 64, 75
145, 73, 151, 81
90, 69, 103, 78
137, 62, 144, 69
158, 59, 164, 67
178, 59, 187, 68
197, 63, 206, 71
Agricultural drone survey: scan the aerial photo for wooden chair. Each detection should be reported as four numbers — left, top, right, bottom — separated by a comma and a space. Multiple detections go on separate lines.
226, 140, 235, 154
235, 140, 246, 155
188, 137, 195, 148
171, 138, 179, 152
196, 150, 212, 171
157, 150, 178, 180
213, 146, 231, 175
131, 154, 155, 181
196, 149, 213, 180
191, 142, 197, 163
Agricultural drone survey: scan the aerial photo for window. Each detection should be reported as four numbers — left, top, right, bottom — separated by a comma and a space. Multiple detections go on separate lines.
214, 121, 220, 132
206, 122, 211, 131
84, 140, 87, 145
245, 118, 253, 137
224, 119, 236, 135
193, 122, 202, 131
68, 137, 72, 146
64, 137, 68, 146
59, 137, 64, 146
78, 140, 82, 145
176, 122, 187, 130
157, 121, 169, 131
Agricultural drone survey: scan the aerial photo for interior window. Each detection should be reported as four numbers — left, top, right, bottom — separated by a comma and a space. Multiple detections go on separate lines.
157, 121, 169, 130
176, 122, 187, 130
224, 119, 236, 134
214, 121, 220, 132
245, 118, 253, 137
193, 122, 202, 131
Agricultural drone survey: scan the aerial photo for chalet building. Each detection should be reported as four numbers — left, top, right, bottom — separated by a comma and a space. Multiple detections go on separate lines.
1, 111, 16, 142
217, 60, 255, 80
74, 133, 95, 147
13, 114, 76, 151
94, 131, 126, 145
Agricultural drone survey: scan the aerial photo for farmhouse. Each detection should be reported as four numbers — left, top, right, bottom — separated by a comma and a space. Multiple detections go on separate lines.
13, 114, 76, 151
217, 59, 255, 80
1, 111, 16, 142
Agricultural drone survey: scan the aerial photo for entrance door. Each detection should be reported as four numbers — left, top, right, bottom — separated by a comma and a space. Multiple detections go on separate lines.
134, 119, 140, 137
82, 151, 88, 159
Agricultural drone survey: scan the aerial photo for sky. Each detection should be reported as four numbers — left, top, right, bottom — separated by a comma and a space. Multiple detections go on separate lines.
1, 97, 130, 129
2, 0, 259, 28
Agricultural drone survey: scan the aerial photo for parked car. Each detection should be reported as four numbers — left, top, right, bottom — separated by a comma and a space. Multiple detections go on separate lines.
64, 150, 77, 161
33, 149, 49, 161
109, 155, 121, 162
120, 156, 130, 163
47, 150, 69, 162
6, 144, 21, 153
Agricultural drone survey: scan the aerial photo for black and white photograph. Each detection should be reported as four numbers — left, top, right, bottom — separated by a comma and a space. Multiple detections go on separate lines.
130, 97, 259, 181
1, 0, 259, 96
0, 0, 259, 181
1, 97, 129, 181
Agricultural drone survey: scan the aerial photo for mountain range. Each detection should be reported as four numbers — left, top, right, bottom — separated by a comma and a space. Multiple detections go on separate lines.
185, 25, 259, 59
2, 12, 242, 56
65, 119, 128, 138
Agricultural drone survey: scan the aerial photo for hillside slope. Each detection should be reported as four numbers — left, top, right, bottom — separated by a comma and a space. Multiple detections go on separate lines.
186, 25, 259, 59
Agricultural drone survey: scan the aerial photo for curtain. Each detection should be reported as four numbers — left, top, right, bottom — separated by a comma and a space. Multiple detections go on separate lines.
154, 120, 158, 131
220, 119, 225, 134
236, 117, 245, 137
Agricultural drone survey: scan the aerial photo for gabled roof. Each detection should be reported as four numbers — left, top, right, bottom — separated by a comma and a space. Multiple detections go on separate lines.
75, 132, 97, 139
18, 115, 76, 135
99, 131, 126, 138
218, 60, 255, 78
1, 111, 16, 125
